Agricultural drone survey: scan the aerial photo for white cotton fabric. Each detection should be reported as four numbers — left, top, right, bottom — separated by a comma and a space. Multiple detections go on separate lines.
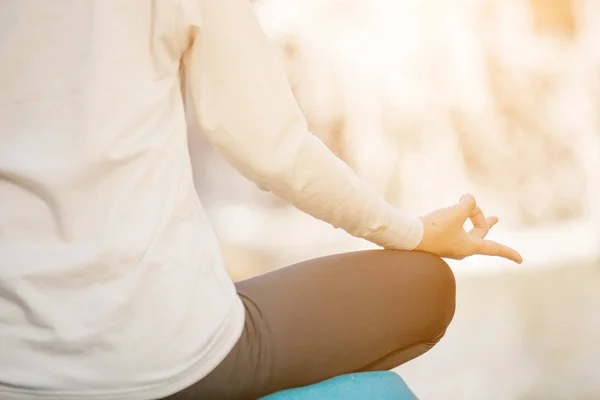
0, 1, 423, 399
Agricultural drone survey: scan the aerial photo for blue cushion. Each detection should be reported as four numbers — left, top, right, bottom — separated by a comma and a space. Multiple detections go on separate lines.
259, 371, 418, 400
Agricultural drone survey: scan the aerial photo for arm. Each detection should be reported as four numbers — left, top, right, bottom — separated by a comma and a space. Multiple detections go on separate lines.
182, 0, 423, 250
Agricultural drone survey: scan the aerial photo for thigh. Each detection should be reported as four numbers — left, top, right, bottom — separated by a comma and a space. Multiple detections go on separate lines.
239, 250, 455, 393
168, 249, 456, 400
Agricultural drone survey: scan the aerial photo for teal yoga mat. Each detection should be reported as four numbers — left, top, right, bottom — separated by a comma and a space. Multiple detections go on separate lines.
259, 371, 418, 400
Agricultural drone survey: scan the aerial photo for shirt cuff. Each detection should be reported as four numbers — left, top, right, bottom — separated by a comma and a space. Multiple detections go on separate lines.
373, 205, 424, 251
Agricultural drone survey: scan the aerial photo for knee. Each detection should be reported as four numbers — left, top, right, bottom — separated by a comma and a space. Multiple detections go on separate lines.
385, 250, 456, 342
416, 252, 456, 342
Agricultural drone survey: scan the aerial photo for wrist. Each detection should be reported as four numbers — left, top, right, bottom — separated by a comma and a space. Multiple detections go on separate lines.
375, 206, 424, 251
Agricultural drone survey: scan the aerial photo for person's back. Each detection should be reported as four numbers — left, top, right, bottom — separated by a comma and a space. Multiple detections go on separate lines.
0, 1, 244, 398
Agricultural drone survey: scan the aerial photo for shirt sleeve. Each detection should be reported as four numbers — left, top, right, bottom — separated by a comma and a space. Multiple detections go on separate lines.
181, 0, 423, 250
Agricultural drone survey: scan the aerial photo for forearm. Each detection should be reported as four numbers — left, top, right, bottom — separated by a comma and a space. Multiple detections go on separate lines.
259, 124, 423, 250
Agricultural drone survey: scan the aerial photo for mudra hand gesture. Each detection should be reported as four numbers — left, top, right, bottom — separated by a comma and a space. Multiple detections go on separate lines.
415, 194, 523, 264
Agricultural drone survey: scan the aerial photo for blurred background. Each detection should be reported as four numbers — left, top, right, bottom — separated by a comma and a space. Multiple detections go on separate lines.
188, 0, 600, 398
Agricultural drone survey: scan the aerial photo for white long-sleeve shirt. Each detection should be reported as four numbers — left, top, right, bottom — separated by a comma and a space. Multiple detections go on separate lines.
0, 0, 423, 399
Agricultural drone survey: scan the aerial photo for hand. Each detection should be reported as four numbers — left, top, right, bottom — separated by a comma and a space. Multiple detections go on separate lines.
414, 194, 523, 264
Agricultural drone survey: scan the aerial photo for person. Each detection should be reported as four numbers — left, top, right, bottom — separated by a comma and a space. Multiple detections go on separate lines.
0, 0, 522, 399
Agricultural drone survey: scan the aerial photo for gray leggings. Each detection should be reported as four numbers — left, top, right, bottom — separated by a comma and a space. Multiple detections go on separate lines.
163, 250, 456, 399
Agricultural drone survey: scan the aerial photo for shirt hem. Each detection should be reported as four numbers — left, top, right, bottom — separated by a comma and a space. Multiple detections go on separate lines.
0, 296, 246, 400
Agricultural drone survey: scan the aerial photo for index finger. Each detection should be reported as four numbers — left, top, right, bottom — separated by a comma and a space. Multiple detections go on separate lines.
472, 238, 523, 264
467, 206, 488, 239
469, 206, 487, 229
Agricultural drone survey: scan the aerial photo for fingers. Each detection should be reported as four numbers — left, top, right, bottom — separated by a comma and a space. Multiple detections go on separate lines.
450, 193, 477, 223
469, 214, 498, 239
469, 206, 486, 229
453, 194, 520, 263
457, 193, 476, 216
486, 216, 498, 229
472, 238, 523, 264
